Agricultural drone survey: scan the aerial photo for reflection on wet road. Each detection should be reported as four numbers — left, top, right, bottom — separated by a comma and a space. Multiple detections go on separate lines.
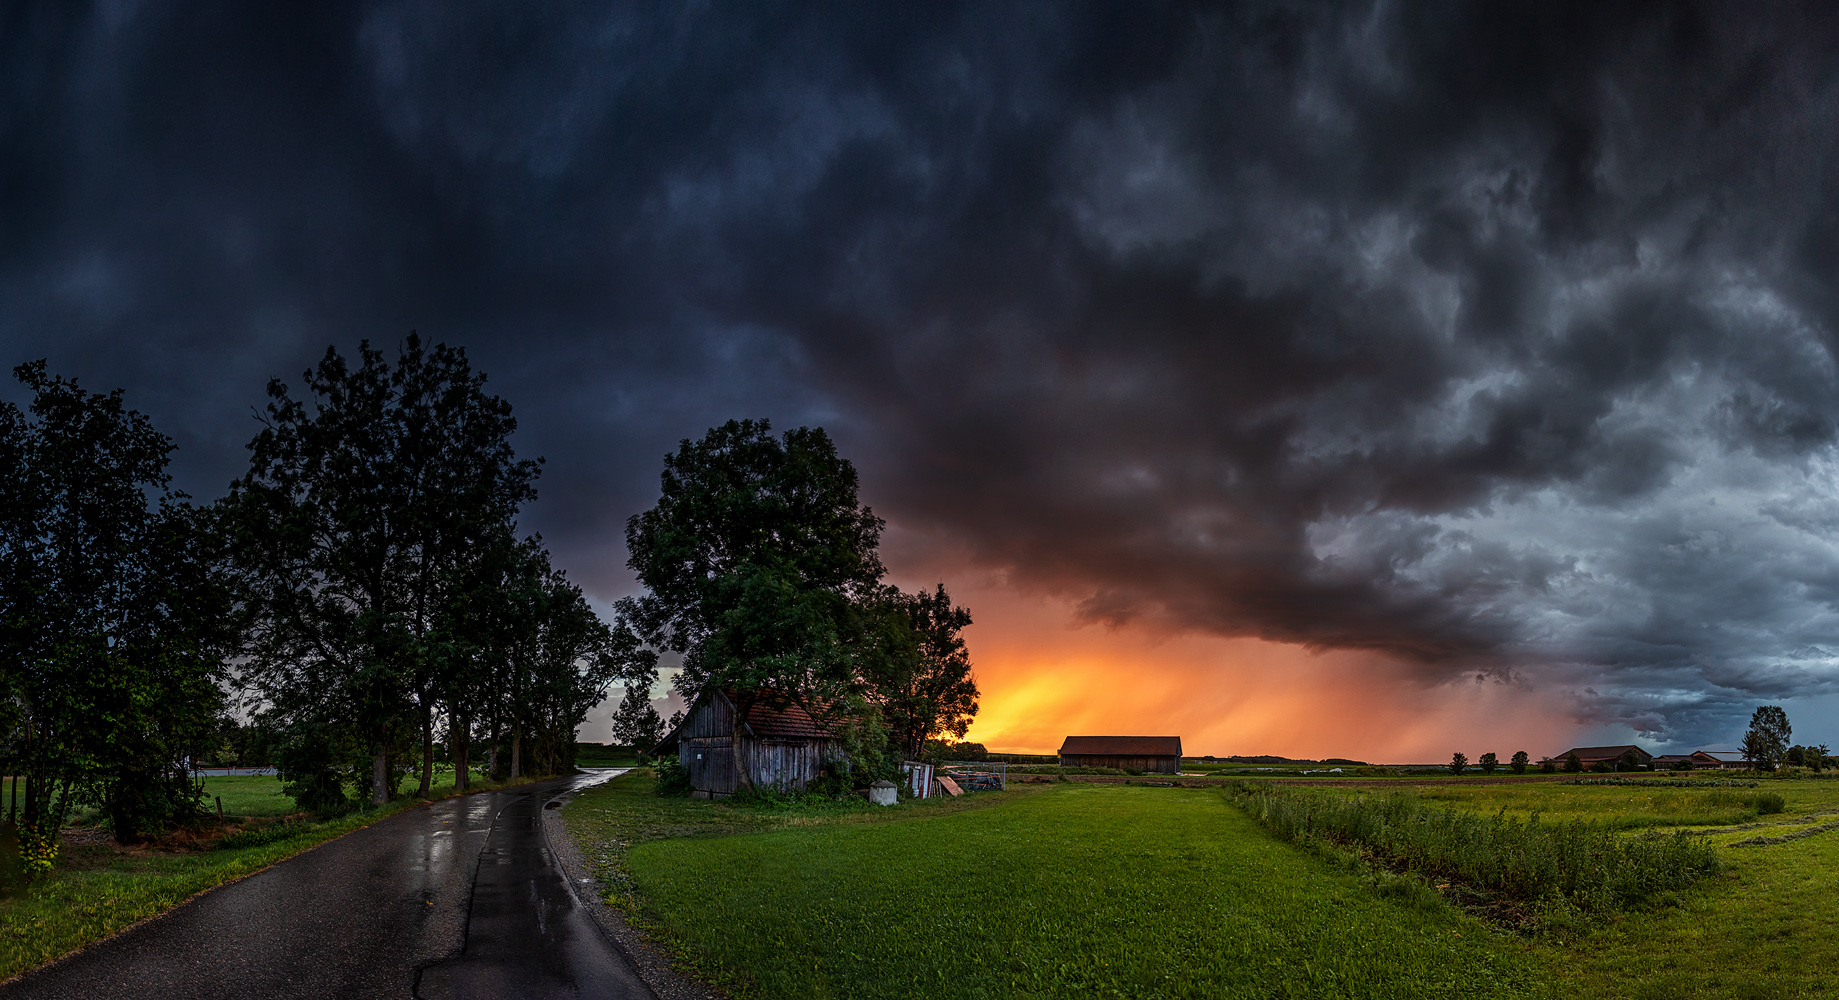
0, 771, 649, 1000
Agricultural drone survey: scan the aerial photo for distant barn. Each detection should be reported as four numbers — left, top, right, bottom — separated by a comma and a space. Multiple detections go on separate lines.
1059, 736, 1182, 774
1541, 744, 1653, 770
654, 690, 835, 799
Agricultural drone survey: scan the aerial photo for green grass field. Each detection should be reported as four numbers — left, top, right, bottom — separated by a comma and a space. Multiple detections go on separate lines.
567, 772, 1839, 1000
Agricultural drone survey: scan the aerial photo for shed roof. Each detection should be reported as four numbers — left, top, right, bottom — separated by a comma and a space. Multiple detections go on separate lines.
1060, 736, 1183, 757
737, 696, 832, 740
1695, 750, 1750, 763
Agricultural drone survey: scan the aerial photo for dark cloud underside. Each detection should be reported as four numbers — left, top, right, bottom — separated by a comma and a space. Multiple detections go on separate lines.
5, 2, 1839, 742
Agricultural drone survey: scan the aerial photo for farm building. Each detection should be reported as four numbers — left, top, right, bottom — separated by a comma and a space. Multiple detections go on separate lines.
1691, 750, 1752, 769
1059, 736, 1182, 774
1540, 744, 1654, 770
654, 689, 835, 799
1652, 754, 1695, 768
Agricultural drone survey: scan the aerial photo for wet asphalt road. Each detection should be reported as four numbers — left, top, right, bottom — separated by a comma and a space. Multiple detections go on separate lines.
0, 771, 652, 1000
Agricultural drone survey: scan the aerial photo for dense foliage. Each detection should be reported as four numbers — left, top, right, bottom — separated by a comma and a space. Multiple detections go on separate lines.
622, 419, 979, 789
0, 363, 235, 852
226, 337, 648, 808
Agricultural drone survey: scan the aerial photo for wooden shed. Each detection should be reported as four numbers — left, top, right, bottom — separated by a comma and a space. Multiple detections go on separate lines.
1059, 736, 1183, 774
654, 689, 835, 799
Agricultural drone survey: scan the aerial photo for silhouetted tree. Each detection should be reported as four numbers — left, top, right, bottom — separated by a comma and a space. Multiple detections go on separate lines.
0, 363, 235, 854
621, 420, 887, 790
1478, 752, 1498, 774
1509, 750, 1529, 774
867, 584, 979, 761
1449, 752, 1467, 775
610, 683, 665, 755
226, 337, 540, 805
1564, 752, 1583, 773
1742, 705, 1791, 772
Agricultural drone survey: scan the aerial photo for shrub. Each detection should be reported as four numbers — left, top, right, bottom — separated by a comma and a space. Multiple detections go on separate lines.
1564, 753, 1583, 773
1539, 760, 1557, 773
1509, 751, 1529, 775
1753, 792, 1785, 815
652, 756, 693, 797
1226, 783, 1725, 915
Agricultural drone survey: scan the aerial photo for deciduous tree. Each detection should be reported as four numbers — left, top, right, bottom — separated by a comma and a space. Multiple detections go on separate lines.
1449, 752, 1467, 775
226, 337, 539, 805
1509, 750, 1529, 774
621, 420, 885, 789
0, 363, 234, 853
1742, 705, 1791, 772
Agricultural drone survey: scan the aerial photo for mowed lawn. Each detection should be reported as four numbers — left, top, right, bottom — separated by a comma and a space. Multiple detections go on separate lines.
586, 779, 1551, 1000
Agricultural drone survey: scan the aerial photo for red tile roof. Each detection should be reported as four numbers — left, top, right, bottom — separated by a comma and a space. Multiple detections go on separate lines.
735, 695, 833, 740
1059, 736, 1183, 757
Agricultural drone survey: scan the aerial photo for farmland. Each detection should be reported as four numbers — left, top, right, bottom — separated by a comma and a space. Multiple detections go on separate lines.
566, 771, 1839, 1000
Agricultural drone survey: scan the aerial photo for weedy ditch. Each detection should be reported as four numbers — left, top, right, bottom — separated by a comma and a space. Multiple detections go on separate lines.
1225, 782, 1726, 929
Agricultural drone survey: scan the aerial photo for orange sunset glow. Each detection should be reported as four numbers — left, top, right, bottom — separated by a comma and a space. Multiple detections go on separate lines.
932, 582, 1584, 763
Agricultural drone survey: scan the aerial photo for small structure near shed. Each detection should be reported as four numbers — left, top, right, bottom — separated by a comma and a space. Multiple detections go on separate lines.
653, 689, 835, 799
868, 780, 898, 806
1059, 736, 1182, 774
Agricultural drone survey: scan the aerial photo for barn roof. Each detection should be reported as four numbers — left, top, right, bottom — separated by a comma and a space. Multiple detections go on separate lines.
1542, 744, 1651, 762
1059, 736, 1183, 757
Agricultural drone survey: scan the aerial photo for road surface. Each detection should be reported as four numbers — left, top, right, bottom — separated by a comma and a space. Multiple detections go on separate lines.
0, 771, 652, 1000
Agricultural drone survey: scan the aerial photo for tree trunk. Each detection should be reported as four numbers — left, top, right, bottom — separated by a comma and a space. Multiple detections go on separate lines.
487, 739, 498, 782
453, 709, 469, 793
371, 750, 390, 806
418, 700, 433, 798
732, 706, 753, 792
510, 721, 522, 779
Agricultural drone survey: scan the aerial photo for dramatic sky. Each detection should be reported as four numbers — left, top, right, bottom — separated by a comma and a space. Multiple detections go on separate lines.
6, 2, 1839, 757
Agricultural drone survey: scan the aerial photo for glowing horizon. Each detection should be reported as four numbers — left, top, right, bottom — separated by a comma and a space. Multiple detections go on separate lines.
927, 581, 1589, 763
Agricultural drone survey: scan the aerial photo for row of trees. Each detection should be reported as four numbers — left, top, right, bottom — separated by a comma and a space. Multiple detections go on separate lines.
1447, 751, 1532, 775
620, 419, 981, 792
1, 339, 652, 861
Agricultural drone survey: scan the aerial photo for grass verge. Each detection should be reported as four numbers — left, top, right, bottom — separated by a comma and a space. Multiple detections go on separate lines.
0, 768, 539, 983
568, 775, 1551, 1000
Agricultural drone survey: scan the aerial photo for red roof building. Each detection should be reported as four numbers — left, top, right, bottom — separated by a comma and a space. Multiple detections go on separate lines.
1059, 736, 1183, 774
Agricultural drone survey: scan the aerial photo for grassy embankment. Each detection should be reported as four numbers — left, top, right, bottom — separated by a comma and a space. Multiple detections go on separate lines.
569, 771, 1839, 1000
567, 772, 1552, 1000
0, 767, 517, 982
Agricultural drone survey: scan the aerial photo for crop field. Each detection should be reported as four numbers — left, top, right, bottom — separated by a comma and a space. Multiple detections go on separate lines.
568, 772, 1839, 1000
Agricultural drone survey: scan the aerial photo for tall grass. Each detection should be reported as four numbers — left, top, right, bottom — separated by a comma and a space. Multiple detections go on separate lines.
1228, 783, 1724, 913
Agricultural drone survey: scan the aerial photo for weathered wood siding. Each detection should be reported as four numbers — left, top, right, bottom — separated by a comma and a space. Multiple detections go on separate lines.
1061, 754, 1180, 774
749, 739, 825, 790
676, 695, 829, 795
685, 736, 737, 794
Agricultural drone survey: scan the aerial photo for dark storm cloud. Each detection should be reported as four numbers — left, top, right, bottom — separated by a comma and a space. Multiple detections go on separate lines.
5, 1, 1839, 743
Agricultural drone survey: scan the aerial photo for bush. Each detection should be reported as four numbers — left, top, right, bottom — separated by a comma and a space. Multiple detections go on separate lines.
652, 756, 692, 797
1539, 760, 1557, 773
1226, 782, 1725, 915
1753, 792, 1785, 815
274, 724, 363, 816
